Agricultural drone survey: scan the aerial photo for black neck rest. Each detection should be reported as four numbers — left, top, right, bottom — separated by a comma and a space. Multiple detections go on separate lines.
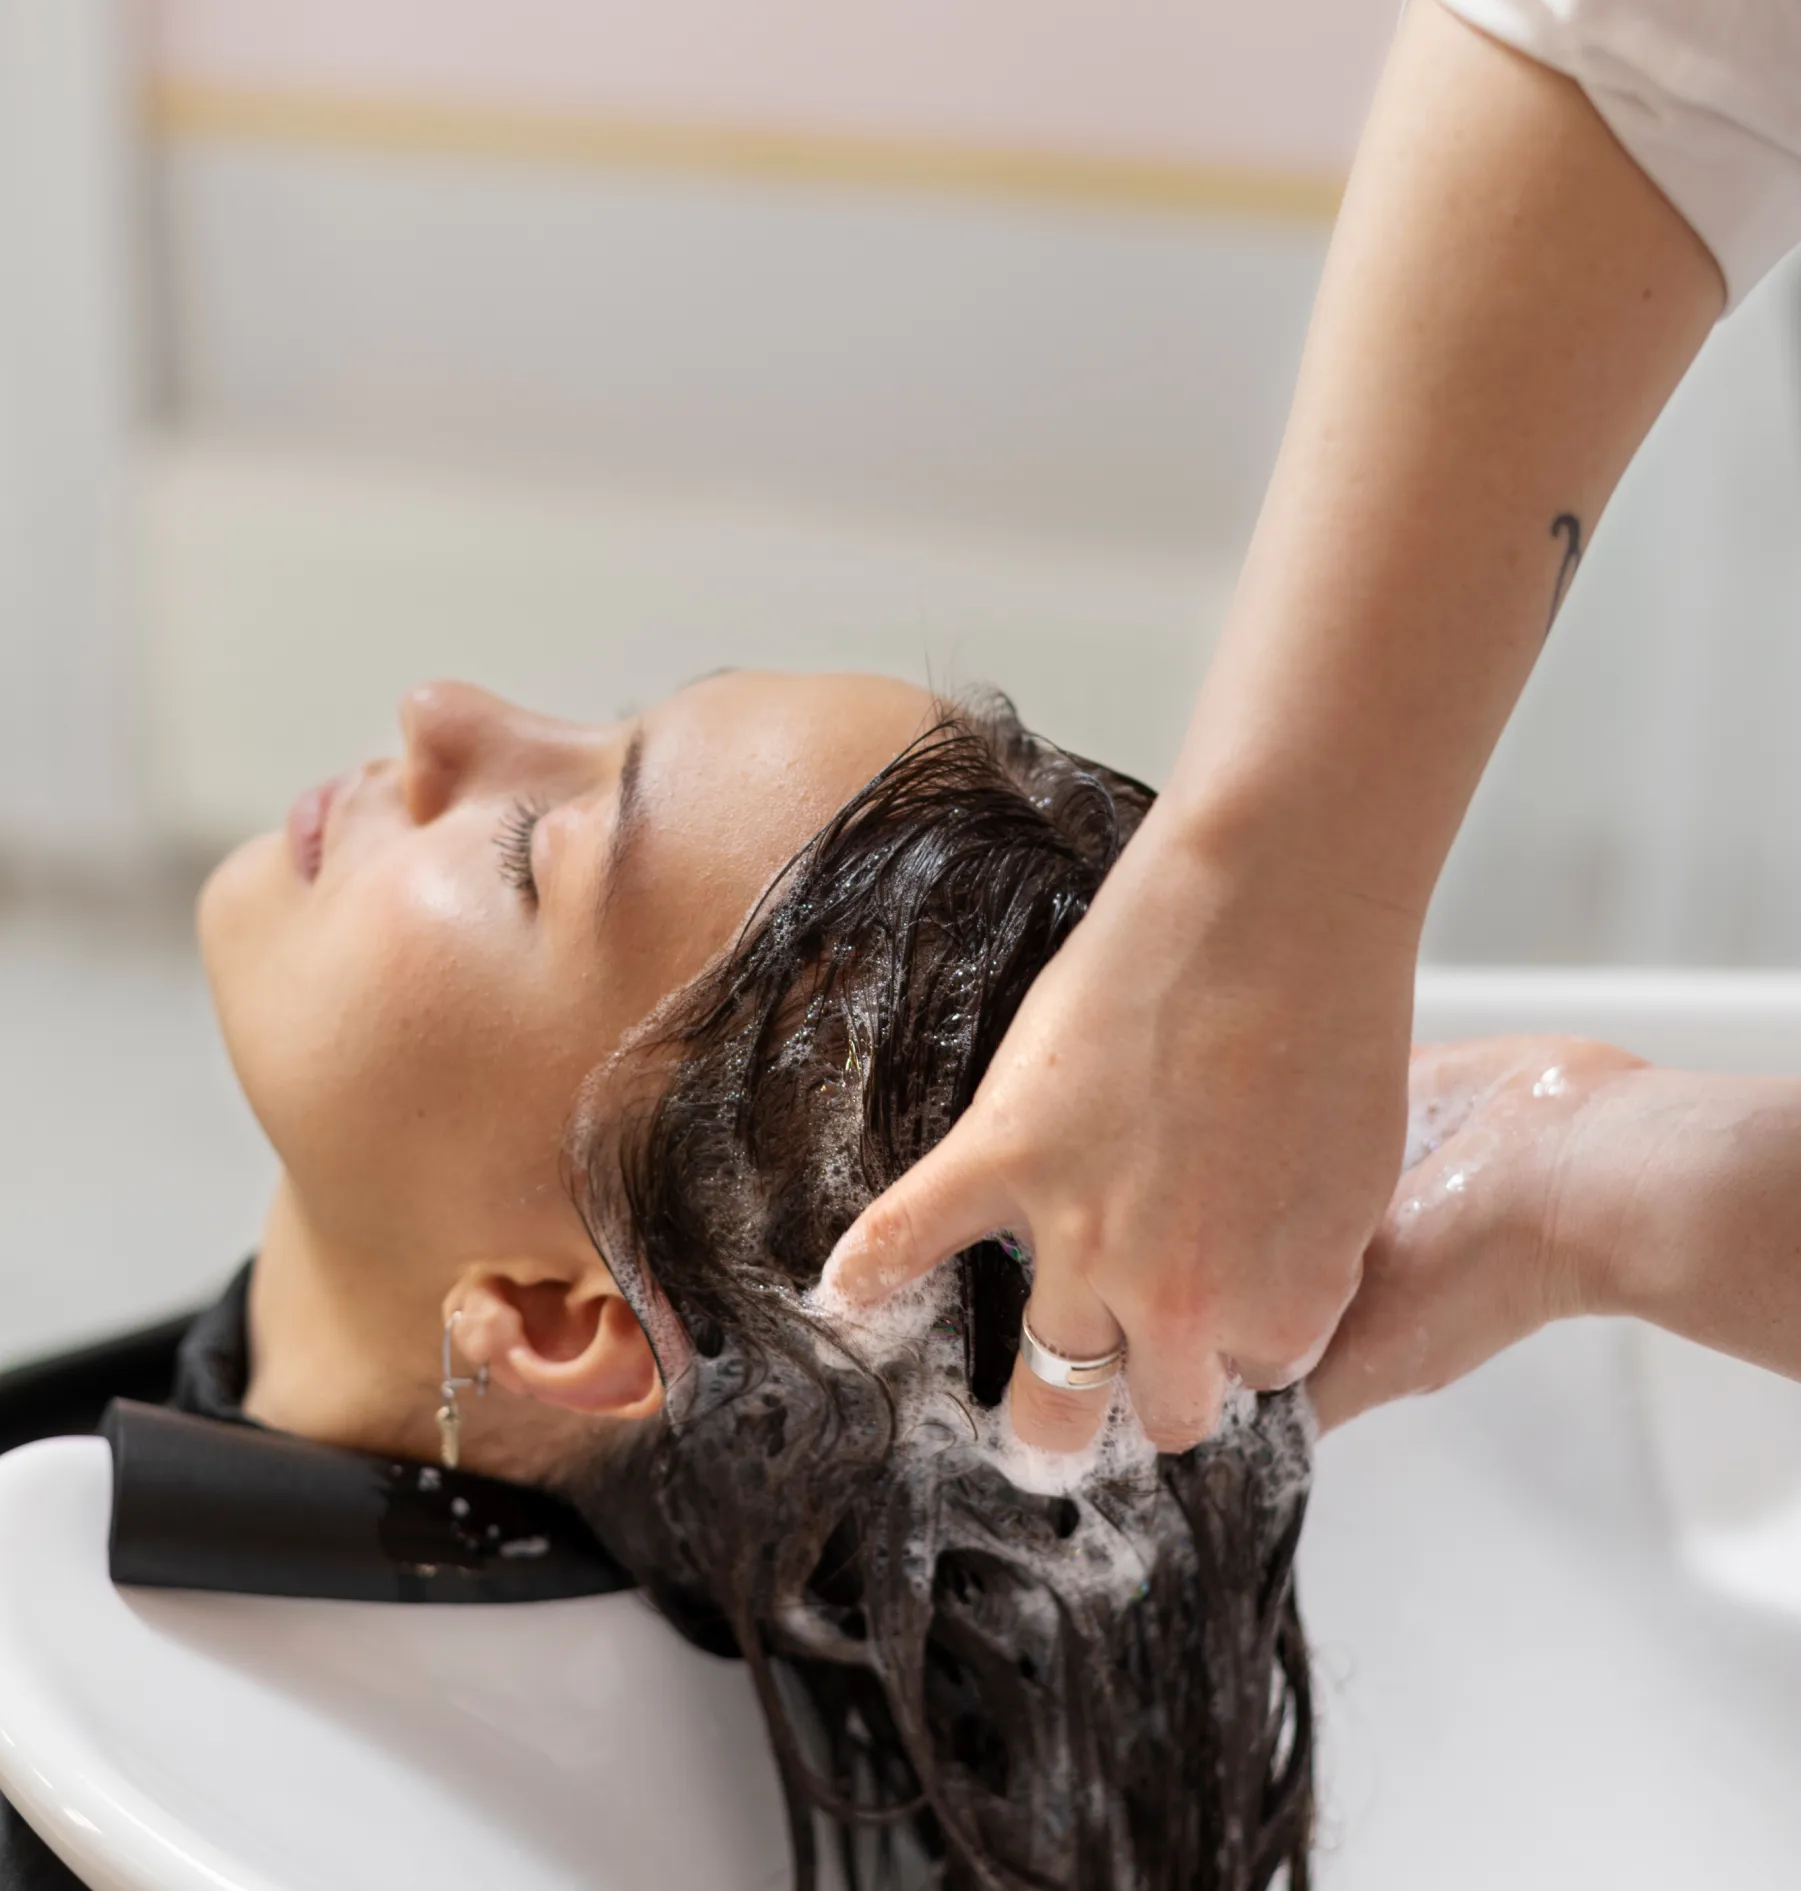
102, 1400, 634, 1606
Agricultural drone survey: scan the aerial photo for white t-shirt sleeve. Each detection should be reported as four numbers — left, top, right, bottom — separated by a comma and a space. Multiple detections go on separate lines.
1439, 0, 1801, 308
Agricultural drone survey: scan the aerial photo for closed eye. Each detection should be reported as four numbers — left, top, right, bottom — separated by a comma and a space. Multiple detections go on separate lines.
494, 796, 548, 906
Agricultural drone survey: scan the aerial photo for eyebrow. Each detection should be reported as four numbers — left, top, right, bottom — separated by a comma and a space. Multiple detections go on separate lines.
596, 723, 647, 930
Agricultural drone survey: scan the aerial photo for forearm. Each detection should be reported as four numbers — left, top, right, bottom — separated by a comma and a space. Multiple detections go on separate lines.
1167, 1, 1721, 923
1588, 1072, 1801, 1380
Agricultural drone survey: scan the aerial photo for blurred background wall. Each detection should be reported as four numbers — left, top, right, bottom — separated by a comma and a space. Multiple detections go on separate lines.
0, 0, 1403, 1353
132, 0, 1364, 856
2, 0, 1799, 943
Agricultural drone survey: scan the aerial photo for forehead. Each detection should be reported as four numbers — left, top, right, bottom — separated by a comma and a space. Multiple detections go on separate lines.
643, 669, 934, 860
608, 670, 933, 1007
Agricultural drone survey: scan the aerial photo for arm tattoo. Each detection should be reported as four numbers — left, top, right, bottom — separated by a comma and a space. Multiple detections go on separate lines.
1545, 512, 1584, 637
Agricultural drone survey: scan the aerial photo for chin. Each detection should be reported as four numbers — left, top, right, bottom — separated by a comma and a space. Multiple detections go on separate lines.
196, 831, 306, 1121
197, 831, 289, 970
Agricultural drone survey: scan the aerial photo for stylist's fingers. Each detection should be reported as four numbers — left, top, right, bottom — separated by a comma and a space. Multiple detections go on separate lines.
1009, 1269, 1130, 1453
1118, 1307, 1233, 1453
822, 1117, 1019, 1306
1304, 1227, 1425, 1433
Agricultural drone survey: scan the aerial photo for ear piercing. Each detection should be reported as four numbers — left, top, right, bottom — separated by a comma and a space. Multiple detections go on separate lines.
437, 1311, 489, 1470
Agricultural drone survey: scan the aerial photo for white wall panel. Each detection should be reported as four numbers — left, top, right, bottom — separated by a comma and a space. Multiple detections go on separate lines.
0, 0, 145, 868
143, 436, 1232, 849
148, 0, 1394, 176
153, 145, 1328, 551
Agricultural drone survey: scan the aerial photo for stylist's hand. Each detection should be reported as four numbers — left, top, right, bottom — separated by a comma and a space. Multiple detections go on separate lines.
1308, 1035, 1646, 1431
823, 805, 1419, 1452
826, 0, 1722, 1458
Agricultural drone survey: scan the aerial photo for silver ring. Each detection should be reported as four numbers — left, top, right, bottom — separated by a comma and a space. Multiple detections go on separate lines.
1018, 1315, 1127, 1392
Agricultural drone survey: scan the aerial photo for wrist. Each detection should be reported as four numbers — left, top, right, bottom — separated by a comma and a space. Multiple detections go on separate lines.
1569, 1072, 1765, 1327
1586, 1074, 1801, 1339
1148, 768, 1430, 969
1549, 1069, 1659, 1324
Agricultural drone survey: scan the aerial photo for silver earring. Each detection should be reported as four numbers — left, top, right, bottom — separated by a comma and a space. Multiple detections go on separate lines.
436, 1311, 489, 1470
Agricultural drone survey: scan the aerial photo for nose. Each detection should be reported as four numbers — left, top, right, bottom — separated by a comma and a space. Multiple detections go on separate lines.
399, 680, 513, 824
398, 680, 603, 823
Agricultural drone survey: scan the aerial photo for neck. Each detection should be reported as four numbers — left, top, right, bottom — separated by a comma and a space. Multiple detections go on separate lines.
242, 1176, 442, 1460
241, 1176, 603, 1483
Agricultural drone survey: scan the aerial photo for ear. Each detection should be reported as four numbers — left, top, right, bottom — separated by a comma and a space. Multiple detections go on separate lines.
448, 1264, 664, 1420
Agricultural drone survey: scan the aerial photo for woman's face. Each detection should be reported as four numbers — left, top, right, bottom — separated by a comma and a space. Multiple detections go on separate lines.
199, 671, 933, 1275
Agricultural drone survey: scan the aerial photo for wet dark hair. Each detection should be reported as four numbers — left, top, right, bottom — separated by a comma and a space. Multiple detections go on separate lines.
563, 696, 1313, 1891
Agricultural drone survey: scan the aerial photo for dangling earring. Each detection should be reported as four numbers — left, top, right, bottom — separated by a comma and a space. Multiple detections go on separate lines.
436, 1311, 489, 1470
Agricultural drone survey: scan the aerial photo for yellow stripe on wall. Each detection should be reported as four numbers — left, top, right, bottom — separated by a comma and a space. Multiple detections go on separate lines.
149, 82, 1344, 224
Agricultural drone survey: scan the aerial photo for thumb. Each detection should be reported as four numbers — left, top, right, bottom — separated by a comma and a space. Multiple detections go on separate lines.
1305, 1331, 1393, 1435
1304, 1246, 1424, 1436
822, 1122, 1019, 1304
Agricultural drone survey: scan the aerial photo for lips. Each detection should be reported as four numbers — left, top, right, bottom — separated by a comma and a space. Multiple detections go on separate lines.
286, 777, 341, 884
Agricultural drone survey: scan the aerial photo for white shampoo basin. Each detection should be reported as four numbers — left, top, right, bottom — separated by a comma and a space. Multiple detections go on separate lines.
0, 1436, 793, 1891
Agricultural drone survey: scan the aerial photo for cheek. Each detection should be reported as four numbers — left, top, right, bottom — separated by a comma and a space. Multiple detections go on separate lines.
300, 865, 514, 1128
219, 847, 557, 1227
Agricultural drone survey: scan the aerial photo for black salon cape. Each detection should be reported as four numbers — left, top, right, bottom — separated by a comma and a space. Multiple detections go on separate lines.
0, 1265, 634, 1891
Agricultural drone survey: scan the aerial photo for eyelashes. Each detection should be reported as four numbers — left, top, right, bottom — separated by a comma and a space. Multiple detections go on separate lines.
494, 796, 548, 905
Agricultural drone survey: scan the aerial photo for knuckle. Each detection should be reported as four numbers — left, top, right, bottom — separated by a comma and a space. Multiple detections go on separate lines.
857, 1190, 919, 1264
1036, 1199, 1109, 1280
